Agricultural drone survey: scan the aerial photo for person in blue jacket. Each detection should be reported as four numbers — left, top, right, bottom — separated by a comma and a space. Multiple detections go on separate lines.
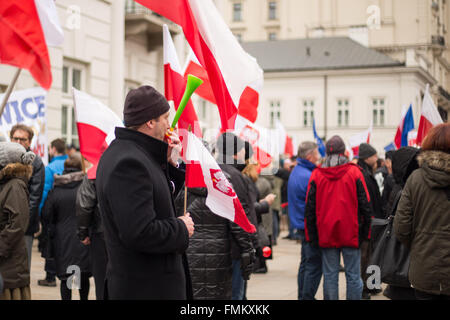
37, 138, 68, 287
287, 141, 321, 300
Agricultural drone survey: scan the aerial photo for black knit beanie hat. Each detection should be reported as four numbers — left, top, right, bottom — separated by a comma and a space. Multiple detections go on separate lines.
123, 85, 170, 127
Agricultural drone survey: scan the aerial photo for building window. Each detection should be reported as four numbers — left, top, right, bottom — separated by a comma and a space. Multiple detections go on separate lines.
268, 1, 277, 20
269, 100, 281, 128
337, 98, 350, 127
62, 61, 86, 148
0, 84, 7, 93
268, 32, 277, 41
372, 98, 385, 126
302, 100, 315, 127
233, 2, 242, 22
234, 33, 242, 42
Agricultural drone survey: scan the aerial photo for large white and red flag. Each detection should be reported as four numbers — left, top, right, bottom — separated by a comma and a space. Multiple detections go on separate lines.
73, 89, 123, 179
234, 115, 279, 168
185, 131, 256, 233
276, 121, 294, 157
183, 50, 217, 105
163, 24, 202, 138
349, 125, 372, 157
0, 0, 63, 90
417, 85, 443, 145
135, 0, 263, 130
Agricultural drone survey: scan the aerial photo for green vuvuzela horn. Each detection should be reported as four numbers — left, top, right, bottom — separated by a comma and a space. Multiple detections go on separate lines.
170, 74, 203, 130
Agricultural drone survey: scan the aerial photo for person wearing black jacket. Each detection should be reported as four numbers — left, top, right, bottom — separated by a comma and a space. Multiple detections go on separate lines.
175, 184, 254, 300
357, 143, 382, 299
381, 151, 395, 217
96, 86, 194, 300
42, 155, 91, 300
382, 147, 420, 300
76, 176, 107, 300
10, 125, 45, 270
216, 132, 255, 300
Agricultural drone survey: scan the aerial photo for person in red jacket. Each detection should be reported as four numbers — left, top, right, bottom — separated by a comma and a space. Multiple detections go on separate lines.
304, 136, 372, 300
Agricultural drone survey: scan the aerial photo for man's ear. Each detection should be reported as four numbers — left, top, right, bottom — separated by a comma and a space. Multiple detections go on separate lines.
146, 119, 155, 129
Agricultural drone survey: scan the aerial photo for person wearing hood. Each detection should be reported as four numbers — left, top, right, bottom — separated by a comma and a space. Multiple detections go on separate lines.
42, 155, 91, 300
288, 141, 321, 300
394, 123, 450, 300
304, 136, 372, 300
216, 132, 256, 300
0, 142, 35, 300
174, 141, 255, 299
379, 146, 421, 300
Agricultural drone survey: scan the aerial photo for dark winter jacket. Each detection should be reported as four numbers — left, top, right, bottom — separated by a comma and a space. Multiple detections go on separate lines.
42, 170, 90, 279
175, 187, 254, 300
385, 147, 421, 217
305, 163, 372, 248
96, 127, 191, 300
76, 176, 103, 241
26, 154, 44, 235
219, 163, 256, 260
394, 150, 450, 296
275, 168, 290, 204
358, 159, 383, 219
0, 163, 32, 289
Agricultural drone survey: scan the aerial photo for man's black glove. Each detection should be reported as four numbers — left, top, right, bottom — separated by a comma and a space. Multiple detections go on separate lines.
240, 250, 256, 281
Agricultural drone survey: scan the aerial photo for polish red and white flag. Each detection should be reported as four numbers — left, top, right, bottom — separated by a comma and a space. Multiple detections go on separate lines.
183, 50, 217, 105
185, 131, 256, 233
349, 125, 372, 157
417, 85, 443, 145
136, 0, 263, 131
234, 115, 279, 168
163, 24, 202, 138
73, 89, 123, 179
0, 0, 63, 90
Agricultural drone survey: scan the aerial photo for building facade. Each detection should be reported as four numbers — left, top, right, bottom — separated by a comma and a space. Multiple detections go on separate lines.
0, 0, 448, 157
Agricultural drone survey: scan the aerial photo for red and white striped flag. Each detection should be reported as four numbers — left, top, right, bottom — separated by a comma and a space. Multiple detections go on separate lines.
417, 85, 443, 145
73, 89, 123, 179
163, 25, 202, 138
0, 0, 63, 90
185, 131, 256, 233
135, 0, 263, 130
349, 125, 372, 157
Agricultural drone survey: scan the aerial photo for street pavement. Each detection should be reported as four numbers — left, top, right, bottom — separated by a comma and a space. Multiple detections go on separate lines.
29, 231, 387, 300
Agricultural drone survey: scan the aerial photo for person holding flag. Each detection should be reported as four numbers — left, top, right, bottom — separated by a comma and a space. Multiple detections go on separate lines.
95, 85, 194, 300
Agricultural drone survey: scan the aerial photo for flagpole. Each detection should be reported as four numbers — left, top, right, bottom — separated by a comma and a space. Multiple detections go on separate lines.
184, 125, 192, 215
0, 68, 22, 118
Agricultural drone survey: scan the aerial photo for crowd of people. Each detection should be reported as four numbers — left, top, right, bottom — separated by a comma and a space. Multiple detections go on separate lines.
0, 85, 449, 301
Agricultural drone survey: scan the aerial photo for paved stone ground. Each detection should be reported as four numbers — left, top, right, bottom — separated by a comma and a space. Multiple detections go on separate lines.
29, 231, 387, 300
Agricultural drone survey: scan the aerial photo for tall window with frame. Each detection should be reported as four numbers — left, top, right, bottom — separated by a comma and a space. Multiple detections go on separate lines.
337, 98, 350, 127
269, 100, 281, 128
268, 1, 277, 20
302, 99, 315, 127
372, 97, 385, 127
61, 62, 85, 148
233, 2, 242, 22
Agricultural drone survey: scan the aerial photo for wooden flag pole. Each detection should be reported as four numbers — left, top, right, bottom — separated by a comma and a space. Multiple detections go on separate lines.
0, 68, 22, 118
